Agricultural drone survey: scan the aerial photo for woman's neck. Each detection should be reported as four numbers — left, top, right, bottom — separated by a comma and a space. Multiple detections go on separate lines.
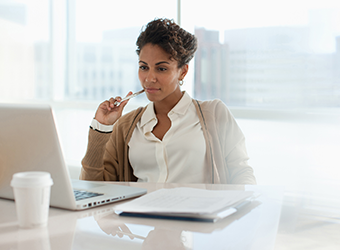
153, 91, 184, 115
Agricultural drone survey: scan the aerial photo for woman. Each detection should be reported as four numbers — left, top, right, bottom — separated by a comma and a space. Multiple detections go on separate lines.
80, 18, 256, 184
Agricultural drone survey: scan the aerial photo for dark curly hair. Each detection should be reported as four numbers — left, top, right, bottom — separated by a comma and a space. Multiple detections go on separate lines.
136, 18, 197, 68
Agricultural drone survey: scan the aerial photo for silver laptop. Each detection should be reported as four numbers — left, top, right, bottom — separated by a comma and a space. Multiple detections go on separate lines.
0, 103, 147, 210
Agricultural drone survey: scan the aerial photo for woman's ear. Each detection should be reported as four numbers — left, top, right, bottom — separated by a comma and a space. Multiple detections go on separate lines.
179, 64, 189, 80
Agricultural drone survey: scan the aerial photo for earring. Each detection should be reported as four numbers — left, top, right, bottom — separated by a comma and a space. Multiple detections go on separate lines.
179, 79, 184, 86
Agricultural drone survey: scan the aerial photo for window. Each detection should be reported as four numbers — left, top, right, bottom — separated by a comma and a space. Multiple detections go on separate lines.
1, 1, 340, 201
0, 0, 51, 101
182, 0, 340, 108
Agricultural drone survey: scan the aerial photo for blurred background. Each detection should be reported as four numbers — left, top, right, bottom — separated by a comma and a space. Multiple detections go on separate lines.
1, 0, 340, 217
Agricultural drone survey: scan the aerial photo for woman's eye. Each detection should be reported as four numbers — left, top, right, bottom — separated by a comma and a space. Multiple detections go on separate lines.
139, 66, 148, 70
158, 67, 167, 72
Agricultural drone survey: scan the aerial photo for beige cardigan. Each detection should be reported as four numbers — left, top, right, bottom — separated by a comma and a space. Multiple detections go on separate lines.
80, 99, 256, 184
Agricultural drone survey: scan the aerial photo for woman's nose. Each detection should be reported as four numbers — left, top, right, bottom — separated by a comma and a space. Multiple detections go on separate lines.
145, 71, 156, 83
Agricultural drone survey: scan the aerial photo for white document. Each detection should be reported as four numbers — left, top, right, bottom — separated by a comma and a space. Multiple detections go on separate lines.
115, 188, 254, 217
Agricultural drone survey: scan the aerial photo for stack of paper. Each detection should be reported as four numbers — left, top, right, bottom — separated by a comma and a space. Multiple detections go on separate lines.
115, 187, 256, 222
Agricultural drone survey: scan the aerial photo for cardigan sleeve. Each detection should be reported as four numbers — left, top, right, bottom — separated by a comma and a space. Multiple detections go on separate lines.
214, 100, 257, 185
79, 127, 120, 181
224, 137, 256, 184
80, 108, 144, 182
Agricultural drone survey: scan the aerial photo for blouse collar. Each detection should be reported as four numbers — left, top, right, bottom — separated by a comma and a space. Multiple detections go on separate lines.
140, 91, 192, 128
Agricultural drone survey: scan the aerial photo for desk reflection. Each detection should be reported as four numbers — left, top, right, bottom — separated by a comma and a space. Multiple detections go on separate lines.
142, 228, 187, 250
77, 198, 264, 250
95, 212, 189, 250
0, 184, 283, 250
16, 227, 51, 250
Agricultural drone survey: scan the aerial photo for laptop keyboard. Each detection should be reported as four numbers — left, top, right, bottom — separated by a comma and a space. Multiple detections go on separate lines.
73, 190, 104, 201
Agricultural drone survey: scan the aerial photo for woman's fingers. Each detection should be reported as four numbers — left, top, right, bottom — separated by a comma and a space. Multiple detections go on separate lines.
106, 96, 122, 110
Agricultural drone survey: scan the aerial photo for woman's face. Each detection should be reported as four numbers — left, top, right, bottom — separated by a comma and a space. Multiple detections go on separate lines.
138, 43, 188, 105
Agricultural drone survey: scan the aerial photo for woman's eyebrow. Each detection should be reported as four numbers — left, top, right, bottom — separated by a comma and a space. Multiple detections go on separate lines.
155, 61, 170, 65
139, 60, 170, 65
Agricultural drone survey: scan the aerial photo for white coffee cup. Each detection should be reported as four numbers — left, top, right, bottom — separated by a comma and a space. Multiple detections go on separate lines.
11, 171, 54, 228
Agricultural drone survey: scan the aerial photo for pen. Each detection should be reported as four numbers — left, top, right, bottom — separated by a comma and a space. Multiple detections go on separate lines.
114, 89, 145, 106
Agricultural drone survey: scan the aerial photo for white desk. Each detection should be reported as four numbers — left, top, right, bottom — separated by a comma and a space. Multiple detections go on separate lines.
0, 183, 339, 250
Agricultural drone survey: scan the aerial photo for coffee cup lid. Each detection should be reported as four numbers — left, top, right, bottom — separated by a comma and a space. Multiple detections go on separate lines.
11, 171, 54, 188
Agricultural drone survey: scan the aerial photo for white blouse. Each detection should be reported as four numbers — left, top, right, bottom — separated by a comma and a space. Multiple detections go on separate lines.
128, 92, 209, 183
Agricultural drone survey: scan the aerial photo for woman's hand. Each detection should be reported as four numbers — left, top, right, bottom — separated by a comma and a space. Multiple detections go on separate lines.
94, 91, 133, 125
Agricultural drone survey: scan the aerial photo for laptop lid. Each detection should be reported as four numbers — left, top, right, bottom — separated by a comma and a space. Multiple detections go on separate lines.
0, 103, 146, 210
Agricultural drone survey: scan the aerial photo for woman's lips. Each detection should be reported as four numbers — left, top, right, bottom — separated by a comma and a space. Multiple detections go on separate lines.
145, 88, 160, 94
